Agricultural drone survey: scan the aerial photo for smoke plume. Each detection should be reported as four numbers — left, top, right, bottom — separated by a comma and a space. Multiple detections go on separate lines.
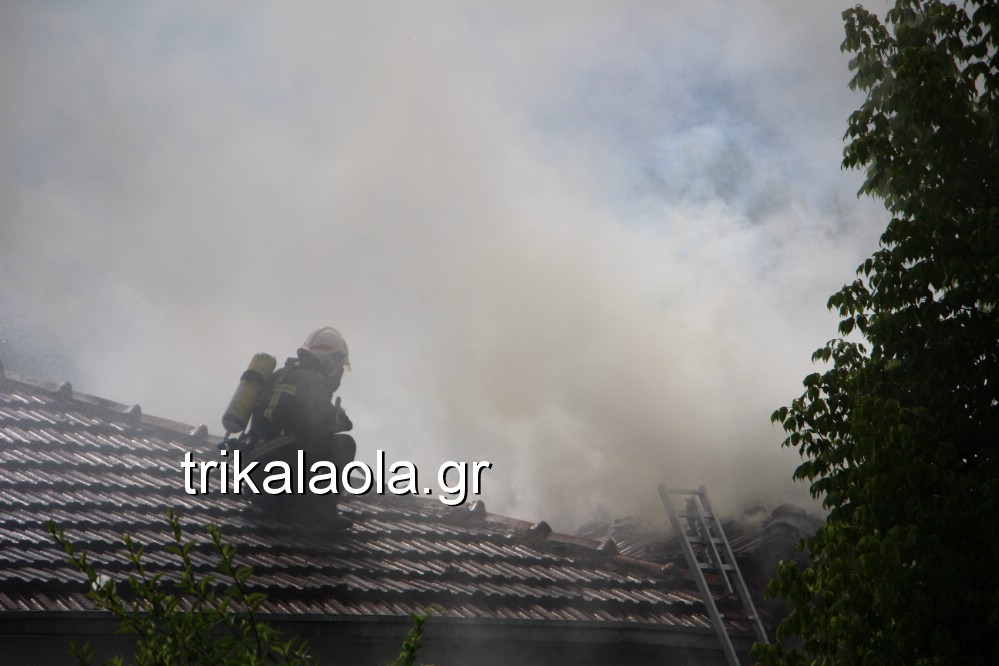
1, 1, 884, 529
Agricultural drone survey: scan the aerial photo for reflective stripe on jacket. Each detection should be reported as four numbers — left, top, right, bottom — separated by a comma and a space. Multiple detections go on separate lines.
244, 356, 349, 461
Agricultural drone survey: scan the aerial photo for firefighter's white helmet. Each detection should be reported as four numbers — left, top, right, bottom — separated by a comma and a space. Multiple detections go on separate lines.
299, 327, 350, 375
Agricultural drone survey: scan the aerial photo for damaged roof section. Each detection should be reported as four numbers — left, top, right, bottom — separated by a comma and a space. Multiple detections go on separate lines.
0, 368, 765, 640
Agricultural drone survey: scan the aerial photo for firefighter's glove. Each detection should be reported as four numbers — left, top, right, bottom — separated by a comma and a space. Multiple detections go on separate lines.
333, 397, 353, 432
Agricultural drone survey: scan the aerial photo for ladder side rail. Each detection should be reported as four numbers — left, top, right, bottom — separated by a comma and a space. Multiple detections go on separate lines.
658, 485, 741, 666
697, 487, 770, 646
686, 495, 734, 594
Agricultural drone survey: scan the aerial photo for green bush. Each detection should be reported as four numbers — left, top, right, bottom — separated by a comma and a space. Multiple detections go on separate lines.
50, 509, 317, 665
50, 510, 435, 666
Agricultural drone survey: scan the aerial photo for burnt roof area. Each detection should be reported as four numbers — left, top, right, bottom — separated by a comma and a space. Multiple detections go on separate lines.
0, 361, 817, 665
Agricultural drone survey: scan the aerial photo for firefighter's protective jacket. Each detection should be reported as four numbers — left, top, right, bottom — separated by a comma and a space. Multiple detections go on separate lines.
245, 355, 351, 462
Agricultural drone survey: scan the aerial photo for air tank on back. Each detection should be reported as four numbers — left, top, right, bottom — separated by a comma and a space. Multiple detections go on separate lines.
221, 352, 277, 434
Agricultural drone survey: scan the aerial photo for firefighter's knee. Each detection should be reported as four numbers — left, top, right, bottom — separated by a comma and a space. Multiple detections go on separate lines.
330, 433, 356, 467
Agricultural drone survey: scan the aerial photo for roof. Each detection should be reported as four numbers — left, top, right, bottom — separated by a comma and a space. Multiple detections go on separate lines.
579, 502, 819, 565
0, 364, 762, 662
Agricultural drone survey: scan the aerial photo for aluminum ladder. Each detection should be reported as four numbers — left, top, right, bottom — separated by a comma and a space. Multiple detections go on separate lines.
659, 484, 768, 666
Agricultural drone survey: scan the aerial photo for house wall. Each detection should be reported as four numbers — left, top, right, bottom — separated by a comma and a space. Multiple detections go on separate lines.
1, 614, 750, 666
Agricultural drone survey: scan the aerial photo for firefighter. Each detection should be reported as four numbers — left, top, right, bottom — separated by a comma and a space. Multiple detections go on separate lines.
243, 326, 356, 531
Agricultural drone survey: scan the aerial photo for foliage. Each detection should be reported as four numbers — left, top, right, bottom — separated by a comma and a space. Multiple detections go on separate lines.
390, 607, 439, 666
49, 509, 317, 666
50, 510, 437, 666
757, 1, 999, 665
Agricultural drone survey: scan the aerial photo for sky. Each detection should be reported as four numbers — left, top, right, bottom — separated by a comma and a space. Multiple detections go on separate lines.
0, 0, 889, 530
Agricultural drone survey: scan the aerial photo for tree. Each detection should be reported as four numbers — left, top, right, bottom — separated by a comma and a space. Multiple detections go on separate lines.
758, 1, 999, 664
50, 510, 318, 666
51, 510, 436, 666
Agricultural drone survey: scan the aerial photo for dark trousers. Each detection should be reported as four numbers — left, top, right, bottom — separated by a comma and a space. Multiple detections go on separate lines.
248, 433, 356, 518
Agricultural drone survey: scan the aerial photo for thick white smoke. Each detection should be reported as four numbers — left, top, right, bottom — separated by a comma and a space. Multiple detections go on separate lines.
1, 1, 883, 529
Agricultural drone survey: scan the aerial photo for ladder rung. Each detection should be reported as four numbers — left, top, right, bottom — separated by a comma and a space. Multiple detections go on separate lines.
687, 536, 725, 545
665, 487, 705, 496
698, 562, 735, 571
678, 512, 719, 521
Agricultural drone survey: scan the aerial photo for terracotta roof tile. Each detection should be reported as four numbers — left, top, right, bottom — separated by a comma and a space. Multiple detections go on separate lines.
0, 371, 760, 640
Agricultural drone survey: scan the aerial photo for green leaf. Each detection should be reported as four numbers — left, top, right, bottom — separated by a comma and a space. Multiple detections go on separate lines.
768, 2, 999, 663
